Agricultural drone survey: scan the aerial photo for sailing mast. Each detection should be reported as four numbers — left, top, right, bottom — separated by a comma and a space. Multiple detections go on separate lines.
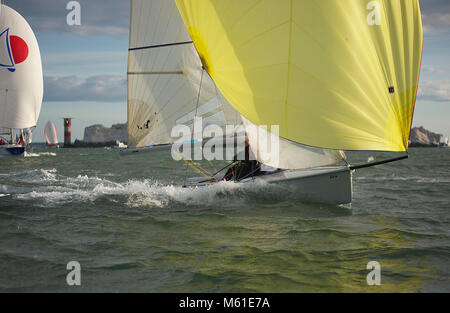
1, 0, 8, 142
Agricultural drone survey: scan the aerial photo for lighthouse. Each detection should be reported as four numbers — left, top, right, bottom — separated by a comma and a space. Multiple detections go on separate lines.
63, 118, 72, 147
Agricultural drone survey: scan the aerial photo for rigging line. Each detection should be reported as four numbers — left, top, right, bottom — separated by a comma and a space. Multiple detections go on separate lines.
236, 164, 262, 182
190, 159, 213, 177
343, 157, 350, 167
207, 70, 242, 166
196, 161, 238, 184
206, 158, 218, 174
203, 77, 224, 175
182, 159, 213, 182
184, 68, 206, 186
129, 41, 193, 51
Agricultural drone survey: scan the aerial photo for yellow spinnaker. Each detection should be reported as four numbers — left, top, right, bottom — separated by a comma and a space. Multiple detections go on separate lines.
175, 0, 423, 151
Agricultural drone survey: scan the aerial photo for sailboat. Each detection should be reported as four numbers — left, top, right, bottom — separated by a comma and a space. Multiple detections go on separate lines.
0, 2, 43, 157
44, 120, 59, 148
124, 0, 423, 204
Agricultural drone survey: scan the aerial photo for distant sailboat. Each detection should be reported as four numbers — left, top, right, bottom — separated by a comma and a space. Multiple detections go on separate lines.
0, 3, 43, 157
440, 137, 449, 148
44, 121, 58, 147
124, 0, 423, 204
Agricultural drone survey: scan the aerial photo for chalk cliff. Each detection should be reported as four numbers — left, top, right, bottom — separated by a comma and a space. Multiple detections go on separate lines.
79, 124, 442, 148
83, 123, 127, 144
409, 127, 442, 147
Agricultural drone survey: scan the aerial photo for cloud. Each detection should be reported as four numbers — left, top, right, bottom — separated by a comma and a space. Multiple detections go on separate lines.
6, 0, 129, 36
420, 0, 450, 34
422, 66, 445, 74
6, 0, 450, 37
422, 13, 450, 34
418, 80, 450, 102
44, 75, 126, 102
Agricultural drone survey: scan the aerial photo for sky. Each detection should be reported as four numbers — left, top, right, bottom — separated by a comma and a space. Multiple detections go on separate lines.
3, 0, 450, 143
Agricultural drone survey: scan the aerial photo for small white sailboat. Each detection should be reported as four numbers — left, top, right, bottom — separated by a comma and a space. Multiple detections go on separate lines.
113, 140, 127, 149
124, 0, 423, 204
44, 120, 59, 148
0, 3, 43, 157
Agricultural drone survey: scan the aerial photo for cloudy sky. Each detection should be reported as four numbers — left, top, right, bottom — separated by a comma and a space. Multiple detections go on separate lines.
4, 0, 450, 142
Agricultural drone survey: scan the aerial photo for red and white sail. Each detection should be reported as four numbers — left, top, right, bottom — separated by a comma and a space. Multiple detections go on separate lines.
44, 121, 58, 146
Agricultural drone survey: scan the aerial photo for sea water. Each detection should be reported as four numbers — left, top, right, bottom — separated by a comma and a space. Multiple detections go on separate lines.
0, 147, 448, 292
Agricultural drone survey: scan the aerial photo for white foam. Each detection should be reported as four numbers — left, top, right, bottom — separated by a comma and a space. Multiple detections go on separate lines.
16, 189, 94, 202
11, 168, 58, 183
125, 179, 253, 208
25, 152, 57, 157
12, 170, 272, 207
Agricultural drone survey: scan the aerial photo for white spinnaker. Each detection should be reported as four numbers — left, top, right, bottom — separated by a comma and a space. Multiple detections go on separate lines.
242, 117, 346, 170
44, 121, 58, 146
128, 0, 240, 148
0, 5, 43, 129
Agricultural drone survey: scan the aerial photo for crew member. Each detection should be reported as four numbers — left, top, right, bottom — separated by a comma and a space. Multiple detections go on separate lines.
224, 141, 261, 181
17, 134, 24, 146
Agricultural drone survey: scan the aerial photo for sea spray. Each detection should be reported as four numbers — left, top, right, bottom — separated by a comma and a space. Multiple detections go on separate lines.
25, 152, 57, 157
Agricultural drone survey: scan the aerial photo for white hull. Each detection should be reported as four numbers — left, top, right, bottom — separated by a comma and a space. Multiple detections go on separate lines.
188, 166, 353, 205
0, 144, 25, 157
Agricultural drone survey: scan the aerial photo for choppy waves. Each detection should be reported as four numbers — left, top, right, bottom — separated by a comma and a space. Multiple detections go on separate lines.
3, 168, 280, 208
1, 148, 449, 292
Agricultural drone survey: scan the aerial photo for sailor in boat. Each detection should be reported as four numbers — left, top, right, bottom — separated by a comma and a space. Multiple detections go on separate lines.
223, 140, 262, 181
17, 134, 24, 146
0, 137, 7, 145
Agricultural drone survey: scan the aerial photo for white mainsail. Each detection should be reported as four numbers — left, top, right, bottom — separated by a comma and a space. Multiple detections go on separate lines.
44, 120, 58, 146
127, 0, 241, 148
0, 4, 43, 130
